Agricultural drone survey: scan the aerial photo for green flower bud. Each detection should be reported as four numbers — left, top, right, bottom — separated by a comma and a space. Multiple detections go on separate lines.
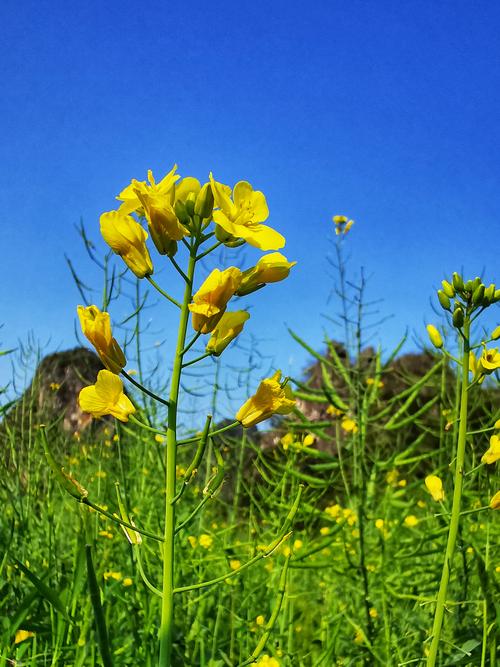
494, 289, 500, 303
174, 199, 191, 226
184, 196, 196, 217
194, 182, 214, 219
464, 279, 474, 292
452, 272, 464, 291
472, 277, 482, 290
438, 290, 451, 311
491, 325, 500, 341
441, 280, 455, 298
483, 284, 495, 305
426, 324, 443, 349
472, 284, 485, 306
453, 306, 464, 328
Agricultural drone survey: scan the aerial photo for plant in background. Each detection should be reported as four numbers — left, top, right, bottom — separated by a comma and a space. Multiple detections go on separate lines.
44, 164, 298, 666
425, 274, 500, 666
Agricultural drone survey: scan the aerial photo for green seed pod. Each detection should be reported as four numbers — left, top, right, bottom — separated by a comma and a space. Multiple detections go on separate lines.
452, 272, 464, 291
441, 280, 455, 298
438, 290, 451, 311
194, 182, 214, 219
472, 284, 485, 306
453, 306, 464, 328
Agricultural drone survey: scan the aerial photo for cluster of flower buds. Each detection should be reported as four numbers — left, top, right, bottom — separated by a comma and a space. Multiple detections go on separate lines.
437, 273, 500, 327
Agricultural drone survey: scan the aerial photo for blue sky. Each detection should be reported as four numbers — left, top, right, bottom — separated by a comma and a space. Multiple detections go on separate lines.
2, 0, 500, 401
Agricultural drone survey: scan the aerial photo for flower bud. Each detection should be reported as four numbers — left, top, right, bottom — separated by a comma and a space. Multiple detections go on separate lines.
437, 290, 451, 311
483, 284, 495, 305
426, 325, 443, 349
464, 279, 474, 292
494, 289, 500, 303
452, 306, 464, 328
452, 272, 464, 291
441, 280, 455, 298
491, 326, 500, 340
472, 284, 485, 306
194, 182, 214, 219
174, 199, 191, 226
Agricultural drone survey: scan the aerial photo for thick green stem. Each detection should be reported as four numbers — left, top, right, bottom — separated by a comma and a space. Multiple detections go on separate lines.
158, 251, 196, 666
426, 319, 470, 666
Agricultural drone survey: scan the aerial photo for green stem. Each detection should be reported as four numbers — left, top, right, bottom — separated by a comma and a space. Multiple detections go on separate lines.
146, 275, 182, 309
426, 318, 470, 666
158, 250, 197, 666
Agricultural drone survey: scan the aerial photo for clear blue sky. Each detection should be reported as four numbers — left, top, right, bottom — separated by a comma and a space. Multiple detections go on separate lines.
2, 0, 500, 399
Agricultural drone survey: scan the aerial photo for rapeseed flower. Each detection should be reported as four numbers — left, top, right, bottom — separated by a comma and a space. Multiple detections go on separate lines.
236, 371, 295, 428
14, 630, 35, 644
78, 305, 126, 374
205, 310, 250, 355
100, 211, 153, 278
117, 165, 180, 215
79, 370, 136, 422
479, 347, 500, 374
236, 253, 296, 295
425, 475, 445, 502
482, 434, 500, 464
333, 215, 354, 235
255, 656, 280, 667
199, 534, 214, 550
189, 267, 242, 333
490, 490, 500, 510
210, 174, 285, 250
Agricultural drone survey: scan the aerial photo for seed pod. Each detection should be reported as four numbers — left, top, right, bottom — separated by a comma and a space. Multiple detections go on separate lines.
453, 306, 464, 328
452, 272, 464, 291
441, 280, 455, 298
438, 290, 451, 311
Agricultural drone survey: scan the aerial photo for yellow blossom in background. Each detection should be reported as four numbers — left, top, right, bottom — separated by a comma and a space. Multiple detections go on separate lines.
79, 370, 136, 422
155, 434, 165, 443
256, 615, 266, 626
425, 475, 445, 502
14, 629, 35, 644
404, 515, 419, 528
341, 417, 358, 433
490, 491, 500, 510
236, 253, 296, 295
205, 310, 250, 355
333, 215, 354, 235
326, 405, 344, 417
117, 165, 180, 215
236, 370, 295, 428
229, 559, 241, 571
50, 382, 60, 391
478, 347, 500, 374
78, 305, 126, 374
375, 519, 385, 531
100, 211, 153, 278
280, 433, 296, 450
95, 470, 107, 479
209, 174, 285, 250
386, 469, 399, 486
303, 433, 315, 446
366, 377, 384, 388
122, 577, 133, 587
482, 434, 500, 464
104, 571, 122, 581
320, 526, 330, 536
293, 539, 303, 550
255, 655, 280, 667
369, 607, 378, 619
99, 530, 113, 539
324, 504, 342, 519
354, 628, 364, 644
199, 534, 214, 550
189, 267, 242, 333
187, 536, 198, 549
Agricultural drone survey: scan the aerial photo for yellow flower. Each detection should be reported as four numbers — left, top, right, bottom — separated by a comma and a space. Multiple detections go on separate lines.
205, 310, 250, 355
255, 655, 280, 667
78, 305, 126, 374
375, 519, 385, 531
425, 475, 445, 502
482, 434, 500, 465
293, 539, 303, 550
280, 433, 295, 450
187, 536, 198, 548
14, 629, 35, 644
50, 382, 60, 391
229, 559, 241, 571
386, 469, 399, 486
98, 530, 113, 539
236, 371, 295, 428
404, 515, 419, 528
333, 215, 354, 235
479, 347, 500, 374
426, 324, 443, 349
354, 628, 364, 644
122, 577, 133, 587
117, 165, 180, 215
100, 211, 153, 278
369, 607, 378, 619
236, 253, 296, 295
490, 490, 500, 510
256, 614, 265, 626
326, 404, 344, 417
104, 571, 122, 581
320, 526, 330, 536
366, 377, 384, 388
324, 504, 342, 519
303, 433, 315, 446
199, 534, 214, 550
79, 370, 136, 422
189, 267, 242, 333
210, 174, 285, 250
341, 417, 358, 433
